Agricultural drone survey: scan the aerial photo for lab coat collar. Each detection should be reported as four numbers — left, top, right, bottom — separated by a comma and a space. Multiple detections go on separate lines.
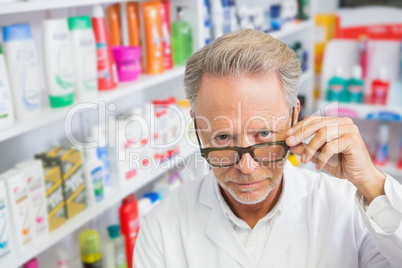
198, 160, 308, 268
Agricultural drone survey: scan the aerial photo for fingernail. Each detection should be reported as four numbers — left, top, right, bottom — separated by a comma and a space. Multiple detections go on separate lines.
288, 135, 295, 143
301, 153, 306, 162
287, 128, 294, 135
316, 164, 320, 170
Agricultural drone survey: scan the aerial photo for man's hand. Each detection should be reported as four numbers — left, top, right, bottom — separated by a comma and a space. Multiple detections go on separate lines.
285, 116, 386, 203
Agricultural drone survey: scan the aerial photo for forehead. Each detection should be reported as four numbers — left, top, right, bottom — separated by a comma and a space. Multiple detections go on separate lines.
195, 73, 289, 122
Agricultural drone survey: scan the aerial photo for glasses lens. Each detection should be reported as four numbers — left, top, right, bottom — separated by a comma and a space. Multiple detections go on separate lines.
254, 145, 286, 162
208, 150, 239, 166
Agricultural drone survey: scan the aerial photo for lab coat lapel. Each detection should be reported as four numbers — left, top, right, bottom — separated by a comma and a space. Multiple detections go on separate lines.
199, 172, 252, 268
258, 162, 308, 267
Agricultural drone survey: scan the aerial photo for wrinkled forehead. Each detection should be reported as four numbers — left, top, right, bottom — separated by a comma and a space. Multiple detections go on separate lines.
195, 73, 290, 130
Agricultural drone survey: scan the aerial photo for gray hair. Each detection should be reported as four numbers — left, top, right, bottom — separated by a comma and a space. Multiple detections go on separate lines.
184, 29, 301, 111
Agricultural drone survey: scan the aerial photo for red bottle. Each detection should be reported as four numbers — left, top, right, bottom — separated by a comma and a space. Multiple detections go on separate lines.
92, 5, 118, 90
371, 66, 389, 105
120, 194, 140, 268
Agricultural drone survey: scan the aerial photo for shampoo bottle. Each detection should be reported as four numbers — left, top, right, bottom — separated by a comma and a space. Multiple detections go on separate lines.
105, 225, 128, 268
15, 159, 49, 244
42, 19, 75, 108
0, 180, 14, 266
203, 0, 212, 45
172, 7, 193, 65
347, 65, 364, 103
68, 16, 98, 100
92, 5, 118, 91
83, 147, 105, 205
141, 0, 164, 74
327, 66, 348, 102
371, 66, 389, 105
79, 229, 102, 268
119, 194, 139, 268
210, 0, 224, 39
2, 24, 41, 119
0, 44, 14, 129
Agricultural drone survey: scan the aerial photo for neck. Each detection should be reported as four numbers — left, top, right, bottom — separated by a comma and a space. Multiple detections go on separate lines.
221, 177, 283, 229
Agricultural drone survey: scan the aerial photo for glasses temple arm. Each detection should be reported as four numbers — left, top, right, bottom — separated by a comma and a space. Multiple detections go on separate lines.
193, 114, 204, 151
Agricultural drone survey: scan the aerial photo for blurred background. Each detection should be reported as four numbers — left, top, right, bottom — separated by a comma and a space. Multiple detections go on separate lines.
0, 0, 401, 267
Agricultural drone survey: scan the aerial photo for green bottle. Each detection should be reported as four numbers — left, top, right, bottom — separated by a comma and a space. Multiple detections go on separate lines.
327, 66, 349, 102
347, 65, 364, 103
79, 229, 102, 268
106, 225, 128, 268
172, 7, 193, 65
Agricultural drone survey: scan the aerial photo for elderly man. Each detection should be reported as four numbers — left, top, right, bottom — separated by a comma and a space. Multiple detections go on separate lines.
133, 29, 402, 267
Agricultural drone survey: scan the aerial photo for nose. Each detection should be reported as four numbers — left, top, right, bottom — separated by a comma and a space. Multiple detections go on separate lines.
235, 153, 258, 174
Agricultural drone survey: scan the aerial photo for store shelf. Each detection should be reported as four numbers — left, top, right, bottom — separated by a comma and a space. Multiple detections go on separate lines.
318, 101, 402, 121
8, 147, 198, 268
0, 66, 185, 143
270, 20, 313, 40
0, 0, 135, 15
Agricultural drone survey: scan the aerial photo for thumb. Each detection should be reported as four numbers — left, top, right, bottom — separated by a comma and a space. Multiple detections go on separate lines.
289, 143, 305, 157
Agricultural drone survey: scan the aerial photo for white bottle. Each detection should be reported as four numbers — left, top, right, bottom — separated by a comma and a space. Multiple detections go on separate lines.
0, 180, 15, 266
210, 0, 224, 39
0, 169, 34, 254
42, 19, 75, 108
15, 159, 49, 244
0, 44, 14, 129
67, 16, 97, 100
83, 147, 105, 205
2, 23, 41, 120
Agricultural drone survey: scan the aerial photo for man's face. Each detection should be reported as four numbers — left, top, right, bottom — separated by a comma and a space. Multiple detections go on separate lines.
194, 73, 295, 205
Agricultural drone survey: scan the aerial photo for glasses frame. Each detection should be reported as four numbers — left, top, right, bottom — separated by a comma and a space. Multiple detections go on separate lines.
194, 107, 295, 167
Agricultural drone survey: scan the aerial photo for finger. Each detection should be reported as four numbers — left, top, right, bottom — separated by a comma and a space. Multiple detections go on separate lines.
286, 116, 323, 135
286, 117, 354, 147
289, 143, 305, 156
302, 125, 355, 163
316, 136, 351, 171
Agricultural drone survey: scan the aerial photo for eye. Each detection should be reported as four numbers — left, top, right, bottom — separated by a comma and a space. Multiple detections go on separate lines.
217, 134, 229, 141
259, 131, 270, 138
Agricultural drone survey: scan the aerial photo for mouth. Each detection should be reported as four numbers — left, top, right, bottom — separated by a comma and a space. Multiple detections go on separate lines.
234, 180, 264, 189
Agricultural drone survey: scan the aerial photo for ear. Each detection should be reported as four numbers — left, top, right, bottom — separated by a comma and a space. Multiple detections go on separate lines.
190, 109, 194, 119
293, 99, 301, 123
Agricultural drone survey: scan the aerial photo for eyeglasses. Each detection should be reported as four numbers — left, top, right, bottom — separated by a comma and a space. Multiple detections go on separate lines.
194, 108, 295, 167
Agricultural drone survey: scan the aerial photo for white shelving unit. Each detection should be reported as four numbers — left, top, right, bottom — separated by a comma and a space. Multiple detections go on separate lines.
5, 148, 199, 268
0, 1, 316, 267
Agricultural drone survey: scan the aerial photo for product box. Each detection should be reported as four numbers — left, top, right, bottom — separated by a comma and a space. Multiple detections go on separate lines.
0, 180, 15, 266
43, 166, 67, 232
15, 159, 50, 243
46, 147, 87, 219
0, 169, 34, 254
35, 146, 87, 220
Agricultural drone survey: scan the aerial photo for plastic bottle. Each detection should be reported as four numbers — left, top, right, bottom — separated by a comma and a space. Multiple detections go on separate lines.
83, 147, 104, 205
347, 65, 364, 103
141, 1, 164, 74
327, 66, 348, 102
371, 66, 389, 105
161, 0, 173, 70
105, 225, 128, 268
203, 0, 212, 44
42, 19, 75, 108
229, 0, 238, 32
92, 5, 118, 91
222, 0, 231, 34
79, 229, 102, 268
68, 16, 97, 100
398, 126, 402, 169
270, 5, 282, 31
210, 0, 224, 39
374, 123, 389, 166
172, 7, 193, 65
119, 194, 139, 268
23, 258, 38, 268
2, 23, 41, 119
0, 44, 14, 129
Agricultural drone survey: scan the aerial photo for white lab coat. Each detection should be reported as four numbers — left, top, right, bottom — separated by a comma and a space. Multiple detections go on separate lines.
133, 161, 402, 268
